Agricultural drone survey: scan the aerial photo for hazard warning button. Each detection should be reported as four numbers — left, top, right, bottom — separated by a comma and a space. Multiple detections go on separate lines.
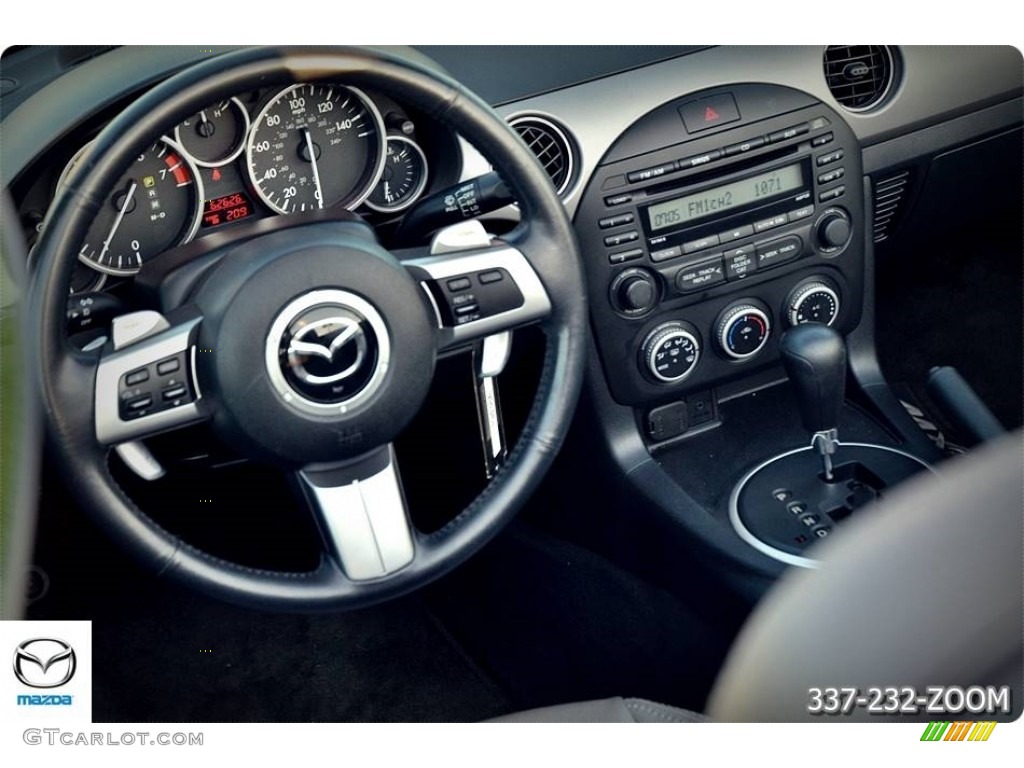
678, 93, 741, 134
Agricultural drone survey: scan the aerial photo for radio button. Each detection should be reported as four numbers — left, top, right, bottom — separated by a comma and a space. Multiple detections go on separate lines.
753, 214, 788, 234
682, 234, 721, 254
679, 93, 741, 133
604, 230, 639, 247
605, 193, 634, 207
676, 256, 726, 293
650, 245, 683, 262
816, 150, 844, 167
756, 236, 803, 268
627, 162, 677, 184
599, 213, 635, 229
818, 168, 845, 184
819, 185, 846, 202
609, 248, 644, 265
723, 137, 766, 157
768, 123, 809, 143
788, 205, 815, 222
719, 223, 754, 243
724, 245, 758, 280
811, 131, 834, 147
678, 149, 723, 170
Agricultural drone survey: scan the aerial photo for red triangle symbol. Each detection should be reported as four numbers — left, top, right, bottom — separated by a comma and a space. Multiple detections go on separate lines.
705, 105, 720, 122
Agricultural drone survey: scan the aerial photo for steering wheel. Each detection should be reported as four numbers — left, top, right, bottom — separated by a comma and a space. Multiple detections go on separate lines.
27, 47, 587, 611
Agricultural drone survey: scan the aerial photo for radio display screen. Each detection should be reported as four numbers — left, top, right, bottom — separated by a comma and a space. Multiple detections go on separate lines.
647, 163, 804, 231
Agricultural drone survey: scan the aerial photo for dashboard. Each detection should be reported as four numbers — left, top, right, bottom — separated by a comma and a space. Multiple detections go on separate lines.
3, 44, 1021, 574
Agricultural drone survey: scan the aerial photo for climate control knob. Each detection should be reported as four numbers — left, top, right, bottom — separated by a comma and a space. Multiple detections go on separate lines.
641, 322, 701, 383
610, 268, 659, 316
814, 208, 852, 252
716, 303, 771, 360
787, 279, 841, 326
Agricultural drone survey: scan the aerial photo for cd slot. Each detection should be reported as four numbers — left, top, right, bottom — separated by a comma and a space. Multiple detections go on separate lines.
645, 143, 802, 198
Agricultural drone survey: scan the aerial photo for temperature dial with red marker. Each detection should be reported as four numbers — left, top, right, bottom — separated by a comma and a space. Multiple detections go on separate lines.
717, 303, 771, 360
60, 138, 204, 276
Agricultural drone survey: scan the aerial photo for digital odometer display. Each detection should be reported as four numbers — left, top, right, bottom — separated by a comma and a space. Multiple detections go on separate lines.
647, 164, 804, 232
201, 192, 253, 228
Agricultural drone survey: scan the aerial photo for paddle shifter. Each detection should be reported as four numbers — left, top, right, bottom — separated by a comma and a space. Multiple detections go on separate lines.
779, 324, 847, 480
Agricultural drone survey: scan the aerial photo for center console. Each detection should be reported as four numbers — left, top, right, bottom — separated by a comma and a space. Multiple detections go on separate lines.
575, 84, 864, 418
571, 83, 940, 579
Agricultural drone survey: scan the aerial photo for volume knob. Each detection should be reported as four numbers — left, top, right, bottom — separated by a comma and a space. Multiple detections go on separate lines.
610, 268, 659, 316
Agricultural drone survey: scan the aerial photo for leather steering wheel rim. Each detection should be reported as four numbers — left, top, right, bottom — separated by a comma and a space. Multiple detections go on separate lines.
28, 46, 587, 611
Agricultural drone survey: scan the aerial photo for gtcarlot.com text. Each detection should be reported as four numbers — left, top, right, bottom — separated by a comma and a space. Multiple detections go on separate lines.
23, 729, 204, 746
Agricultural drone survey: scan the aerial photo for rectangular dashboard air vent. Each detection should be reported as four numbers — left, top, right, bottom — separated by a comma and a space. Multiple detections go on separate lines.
872, 170, 912, 243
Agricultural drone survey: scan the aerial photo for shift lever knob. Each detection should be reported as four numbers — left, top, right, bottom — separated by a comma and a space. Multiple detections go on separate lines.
779, 324, 846, 479
779, 323, 847, 434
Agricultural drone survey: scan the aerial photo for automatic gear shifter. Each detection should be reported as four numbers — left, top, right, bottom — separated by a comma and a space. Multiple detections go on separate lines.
729, 322, 933, 567
779, 324, 847, 479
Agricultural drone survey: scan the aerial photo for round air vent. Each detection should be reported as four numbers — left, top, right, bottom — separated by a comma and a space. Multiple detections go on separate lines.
509, 115, 577, 196
823, 45, 896, 112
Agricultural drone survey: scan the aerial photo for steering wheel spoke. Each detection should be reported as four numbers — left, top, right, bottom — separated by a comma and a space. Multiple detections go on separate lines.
401, 221, 552, 352
94, 306, 208, 445
297, 445, 415, 582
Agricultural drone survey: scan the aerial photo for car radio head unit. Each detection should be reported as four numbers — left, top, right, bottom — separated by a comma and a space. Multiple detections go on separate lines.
574, 82, 865, 408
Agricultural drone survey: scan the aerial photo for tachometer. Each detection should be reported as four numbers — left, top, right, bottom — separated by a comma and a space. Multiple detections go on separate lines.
246, 84, 385, 215
59, 139, 204, 276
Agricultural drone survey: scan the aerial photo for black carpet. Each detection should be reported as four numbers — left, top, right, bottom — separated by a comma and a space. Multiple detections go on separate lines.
426, 523, 733, 714
28, 482, 510, 723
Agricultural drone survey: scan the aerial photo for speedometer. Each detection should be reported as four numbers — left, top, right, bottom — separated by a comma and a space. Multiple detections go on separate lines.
246, 84, 386, 215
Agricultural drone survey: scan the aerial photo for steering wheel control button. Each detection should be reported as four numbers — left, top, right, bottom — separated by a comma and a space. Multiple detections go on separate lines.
678, 93, 741, 133
156, 357, 181, 375
787, 279, 841, 326
430, 269, 524, 325
478, 270, 504, 284
716, 303, 771, 360
675, 256, 725, 293
756, 235, 803, 269
641, 322, 702, 383
125, 368, 149, 386
127, 395, 153, 411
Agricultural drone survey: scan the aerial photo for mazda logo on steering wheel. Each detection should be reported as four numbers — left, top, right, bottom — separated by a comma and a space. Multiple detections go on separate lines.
287, 316, 368, 385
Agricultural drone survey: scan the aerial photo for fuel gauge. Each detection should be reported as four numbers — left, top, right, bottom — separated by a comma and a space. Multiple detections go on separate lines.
365, 136, 429, 214
174, 97, 250, 167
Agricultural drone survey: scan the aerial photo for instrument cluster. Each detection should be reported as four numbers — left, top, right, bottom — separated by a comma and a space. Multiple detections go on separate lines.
23, 82, 453, 294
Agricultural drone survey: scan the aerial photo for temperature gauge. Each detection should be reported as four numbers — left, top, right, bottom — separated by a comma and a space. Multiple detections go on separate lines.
175, 97, 250, 167
365, 136, 429, 214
